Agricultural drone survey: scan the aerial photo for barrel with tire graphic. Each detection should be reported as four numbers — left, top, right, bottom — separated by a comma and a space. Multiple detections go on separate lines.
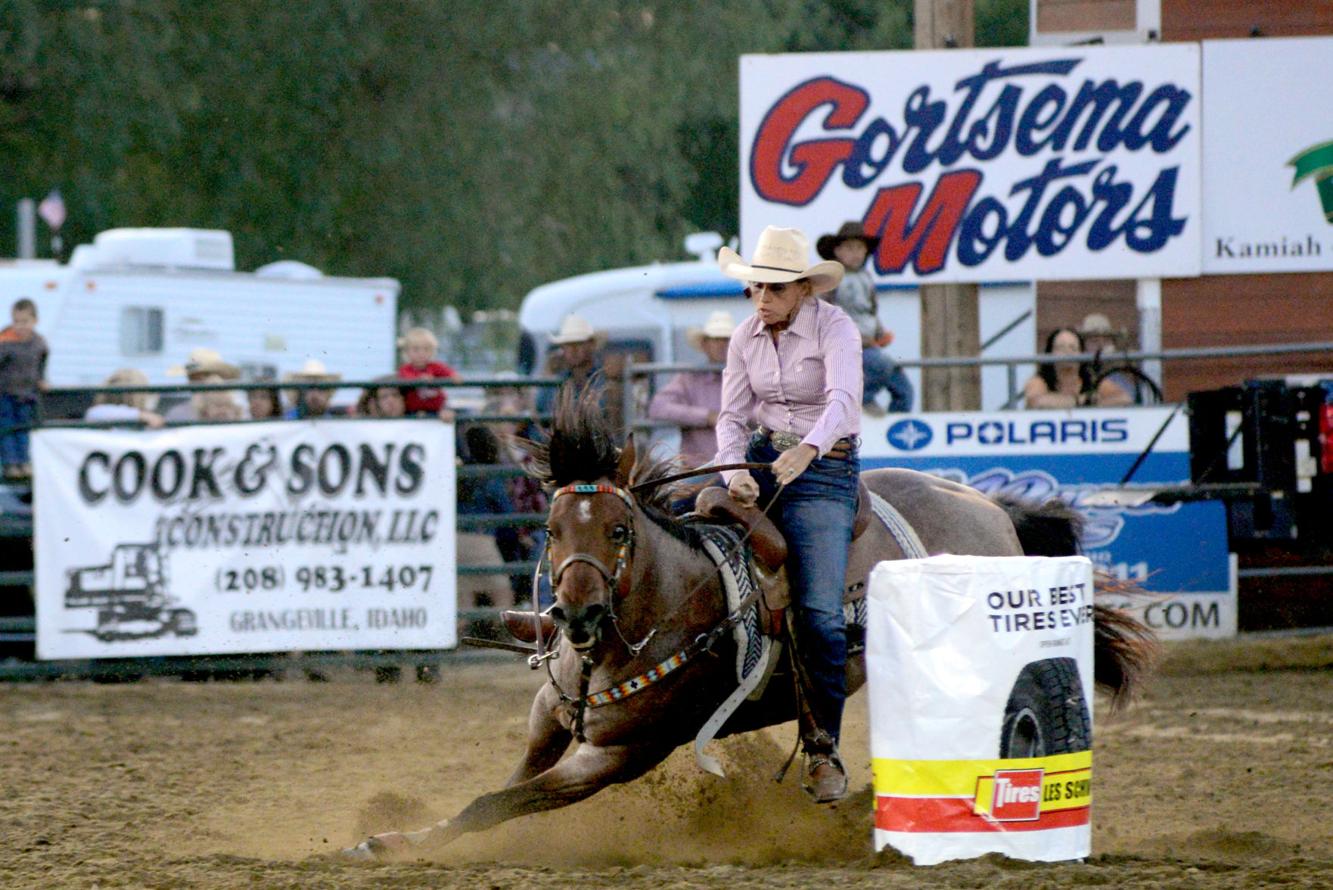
998, 657, 1091, 758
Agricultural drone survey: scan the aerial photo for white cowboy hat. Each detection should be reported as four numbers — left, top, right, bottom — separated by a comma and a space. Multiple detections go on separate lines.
166, 347, 241, 381
549, 314, 606, 346
283, 358, 341, 383
687, 310, 737, 351
718, 226, 844, 293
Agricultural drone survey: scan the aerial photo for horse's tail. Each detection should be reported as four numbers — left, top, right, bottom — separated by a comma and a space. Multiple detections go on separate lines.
994, 493, 1084, 556
994, 494, 1159, 710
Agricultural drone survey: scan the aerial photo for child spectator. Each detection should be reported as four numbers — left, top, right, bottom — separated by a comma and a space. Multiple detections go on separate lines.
0, 299, 49, 479
397, 327, 458, 416
817, 222, 914, 416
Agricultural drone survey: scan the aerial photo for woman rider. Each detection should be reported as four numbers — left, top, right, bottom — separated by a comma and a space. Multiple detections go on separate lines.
714, 226, 863, 803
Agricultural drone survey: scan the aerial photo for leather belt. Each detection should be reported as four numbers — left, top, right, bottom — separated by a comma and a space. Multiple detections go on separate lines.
756, 426, 855, 460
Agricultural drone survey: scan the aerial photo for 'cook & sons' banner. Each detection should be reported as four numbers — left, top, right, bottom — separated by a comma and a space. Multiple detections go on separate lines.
33, 420, 456, 660
740, 44, 1202, 282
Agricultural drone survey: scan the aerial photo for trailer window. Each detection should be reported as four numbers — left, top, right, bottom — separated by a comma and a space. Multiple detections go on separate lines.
120, 307, 164, 355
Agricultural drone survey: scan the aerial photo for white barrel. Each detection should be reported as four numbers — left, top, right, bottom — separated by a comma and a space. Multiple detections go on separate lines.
866, 554, 1095, 865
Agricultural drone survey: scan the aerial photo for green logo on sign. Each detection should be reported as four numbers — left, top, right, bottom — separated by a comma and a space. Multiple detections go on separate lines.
1289, 141, 1333, 223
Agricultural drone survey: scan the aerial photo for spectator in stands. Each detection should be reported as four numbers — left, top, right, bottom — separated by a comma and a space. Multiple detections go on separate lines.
484, 384, 551, 607
283, 359, 340, 419
1024, 327, 1134, 409
817, 222, 912, 416
247, 386, 284, 421
536, 315, 622, 435
194, 384, 245, 422
164, 348, 242, 422
0, 298, 49, 479
397, 327, 458, 420
648, 310, 734, 466
1078, 313, 1140, 405
84, 368, 164, 428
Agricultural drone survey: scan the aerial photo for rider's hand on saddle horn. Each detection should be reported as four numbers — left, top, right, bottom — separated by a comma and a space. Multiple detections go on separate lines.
728, 471, 760, 507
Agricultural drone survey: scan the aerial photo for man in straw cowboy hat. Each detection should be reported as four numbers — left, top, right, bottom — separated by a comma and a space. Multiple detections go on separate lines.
817, 221, 913, 416
648, 309, 735, 467
283, 358, 342, 419
536, 314, 624, 433
163, 347, 241, 422
1077, 312, 1138, 404
715, 225, 862, 803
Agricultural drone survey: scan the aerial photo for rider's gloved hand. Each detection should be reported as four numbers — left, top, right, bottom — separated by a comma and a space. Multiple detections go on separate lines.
728, 471, 759, 507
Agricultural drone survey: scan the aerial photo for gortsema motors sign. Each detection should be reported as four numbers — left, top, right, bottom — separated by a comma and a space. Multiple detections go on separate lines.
740, 44, 1202, 282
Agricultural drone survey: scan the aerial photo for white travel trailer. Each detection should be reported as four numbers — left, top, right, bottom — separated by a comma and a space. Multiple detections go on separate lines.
518, 233, 1036, 411
0, 228, 399, 394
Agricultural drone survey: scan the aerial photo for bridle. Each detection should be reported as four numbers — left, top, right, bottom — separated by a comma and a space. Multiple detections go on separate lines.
547, 483, 636, 601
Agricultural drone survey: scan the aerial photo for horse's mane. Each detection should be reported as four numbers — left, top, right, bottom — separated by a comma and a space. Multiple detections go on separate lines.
521, 383, 704, 551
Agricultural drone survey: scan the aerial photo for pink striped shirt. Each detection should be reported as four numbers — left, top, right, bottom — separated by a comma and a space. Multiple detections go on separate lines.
715, 297, 862, 481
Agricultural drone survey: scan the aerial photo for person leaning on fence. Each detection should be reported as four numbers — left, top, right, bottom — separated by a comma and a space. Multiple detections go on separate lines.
816, 222, 913, 416
0, 298, 49, 479
1024, 327, 1133, 409
283, 359, 341, 419
164, 348, 241, 422
1078, 313, 1139, 405
246, 385, 284, 421
648, 310, 735, 467
84, 368, 165, 428
715, 225, 861, 804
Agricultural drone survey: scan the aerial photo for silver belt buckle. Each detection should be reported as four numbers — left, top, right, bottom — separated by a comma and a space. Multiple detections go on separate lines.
768, 428, 803, 452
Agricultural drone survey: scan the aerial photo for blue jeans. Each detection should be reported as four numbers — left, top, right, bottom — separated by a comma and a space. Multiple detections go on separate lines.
747, 433, 858, 744
863, 348, 913, 413
0, 396, 34, 469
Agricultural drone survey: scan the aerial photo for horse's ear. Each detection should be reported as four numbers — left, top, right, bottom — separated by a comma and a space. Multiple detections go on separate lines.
616, 434, 636, 487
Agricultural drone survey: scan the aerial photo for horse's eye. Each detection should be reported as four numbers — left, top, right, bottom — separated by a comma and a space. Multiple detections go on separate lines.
546, 526, 558, 541
610, 524, 629, 544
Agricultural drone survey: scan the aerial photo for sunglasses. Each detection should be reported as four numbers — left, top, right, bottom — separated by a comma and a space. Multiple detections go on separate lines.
744, 281, 799, 299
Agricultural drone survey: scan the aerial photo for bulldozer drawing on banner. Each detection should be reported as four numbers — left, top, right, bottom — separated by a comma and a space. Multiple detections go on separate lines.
64, 543, 197, 642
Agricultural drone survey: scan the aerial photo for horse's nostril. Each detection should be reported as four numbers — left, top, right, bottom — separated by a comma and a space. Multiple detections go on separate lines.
548, 605, 567, 625
583, 603, 606, 623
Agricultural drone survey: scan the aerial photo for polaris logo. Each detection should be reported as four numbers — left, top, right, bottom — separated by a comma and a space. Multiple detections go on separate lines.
886, 418, 933, 451
946, 418, 1128, 446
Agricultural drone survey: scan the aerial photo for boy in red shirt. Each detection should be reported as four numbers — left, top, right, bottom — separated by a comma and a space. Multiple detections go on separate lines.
397, 327, 458, 415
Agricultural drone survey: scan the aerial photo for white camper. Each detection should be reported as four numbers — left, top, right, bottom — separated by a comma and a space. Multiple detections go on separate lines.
518, 233, 1036, 411
0, 228, 399, 391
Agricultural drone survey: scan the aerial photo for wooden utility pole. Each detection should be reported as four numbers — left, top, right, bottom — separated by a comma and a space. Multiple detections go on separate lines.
914, 0, 980, 411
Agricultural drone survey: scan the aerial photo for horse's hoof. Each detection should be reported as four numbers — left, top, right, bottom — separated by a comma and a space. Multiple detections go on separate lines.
339, 841, 377, 861
340, 831, 411, 861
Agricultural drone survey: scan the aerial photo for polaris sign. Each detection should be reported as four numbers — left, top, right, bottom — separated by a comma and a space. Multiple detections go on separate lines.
879, 411, 1175, 458
861, 407, 1236, 640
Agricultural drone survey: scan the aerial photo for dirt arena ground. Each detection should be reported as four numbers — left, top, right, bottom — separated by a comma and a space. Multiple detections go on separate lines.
3, 634, 1329, 889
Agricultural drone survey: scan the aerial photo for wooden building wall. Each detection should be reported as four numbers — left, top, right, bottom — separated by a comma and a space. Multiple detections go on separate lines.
1032, 0, 1333, 401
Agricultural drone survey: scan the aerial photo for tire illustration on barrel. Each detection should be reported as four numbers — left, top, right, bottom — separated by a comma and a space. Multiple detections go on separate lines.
998, 657, 1091, 758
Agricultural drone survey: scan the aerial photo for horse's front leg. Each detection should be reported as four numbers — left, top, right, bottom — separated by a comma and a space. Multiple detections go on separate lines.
506, 683, 573, 786
347, 740, 668, 859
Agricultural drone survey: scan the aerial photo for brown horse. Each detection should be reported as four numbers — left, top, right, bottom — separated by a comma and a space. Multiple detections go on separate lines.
346, 390, 1153, 859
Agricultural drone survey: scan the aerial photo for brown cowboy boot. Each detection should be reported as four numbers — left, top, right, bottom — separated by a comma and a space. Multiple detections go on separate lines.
801, 730, 848, 804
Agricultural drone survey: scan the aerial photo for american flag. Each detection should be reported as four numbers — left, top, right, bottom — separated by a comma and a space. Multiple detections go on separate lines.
37, 189, 66, 231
